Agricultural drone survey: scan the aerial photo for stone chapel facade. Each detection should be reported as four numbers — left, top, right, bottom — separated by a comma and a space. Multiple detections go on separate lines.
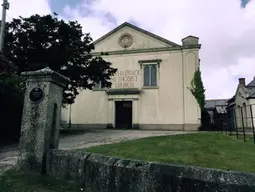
61, 22, 201, 130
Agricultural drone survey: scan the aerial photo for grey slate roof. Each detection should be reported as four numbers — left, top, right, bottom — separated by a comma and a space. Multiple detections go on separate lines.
246, 77, 255, 98
205, 99, 228, 109
247, 87, 255, 98
226, 96, 235, 108
246, 78, 255, 87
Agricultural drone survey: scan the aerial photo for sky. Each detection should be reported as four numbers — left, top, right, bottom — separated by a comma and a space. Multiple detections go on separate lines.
3, 0, 255, 100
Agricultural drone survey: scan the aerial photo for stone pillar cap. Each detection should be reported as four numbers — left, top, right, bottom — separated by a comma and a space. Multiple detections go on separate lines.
182, 35, 199, 41
181, 35, 201, 49
21, 67, 70, 85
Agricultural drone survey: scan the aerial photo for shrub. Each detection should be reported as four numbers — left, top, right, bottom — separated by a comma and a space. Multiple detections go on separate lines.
198, 110, 212, 131
0, 74, 25, 144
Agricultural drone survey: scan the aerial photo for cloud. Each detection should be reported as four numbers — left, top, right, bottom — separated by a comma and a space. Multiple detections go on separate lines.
5, 0, 51, 21
3, 0, 255, 100
62, 3, 116, 39
61, 0, 255, 99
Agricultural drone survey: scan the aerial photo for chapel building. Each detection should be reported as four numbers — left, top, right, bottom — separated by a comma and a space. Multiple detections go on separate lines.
61, 22, 201, 130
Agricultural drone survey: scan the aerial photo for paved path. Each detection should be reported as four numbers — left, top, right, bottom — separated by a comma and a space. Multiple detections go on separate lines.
0, 129, 195, 175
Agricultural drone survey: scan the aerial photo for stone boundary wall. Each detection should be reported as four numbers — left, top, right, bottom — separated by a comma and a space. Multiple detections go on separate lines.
47, 149, 255, 192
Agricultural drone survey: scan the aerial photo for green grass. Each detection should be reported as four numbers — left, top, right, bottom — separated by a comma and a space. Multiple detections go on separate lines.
85, 132, 255, 173
0, 169, 83, 192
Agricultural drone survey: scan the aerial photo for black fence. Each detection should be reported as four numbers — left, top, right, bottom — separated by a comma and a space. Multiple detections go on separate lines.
225, 104, 255, 144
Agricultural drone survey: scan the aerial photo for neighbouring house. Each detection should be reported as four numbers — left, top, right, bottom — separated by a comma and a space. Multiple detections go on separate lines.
226, 77, 255, 132
205, 99, 228, 124
232, 77, 255, 130
61, 22, 201, 130
226, 96, 236, 131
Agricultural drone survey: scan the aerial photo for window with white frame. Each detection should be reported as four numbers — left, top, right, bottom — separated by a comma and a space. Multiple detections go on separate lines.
143, 64, 158, 86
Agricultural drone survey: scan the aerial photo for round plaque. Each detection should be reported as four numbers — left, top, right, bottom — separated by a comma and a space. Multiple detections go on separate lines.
30, 88, 44, 103
118, 33, 133, 48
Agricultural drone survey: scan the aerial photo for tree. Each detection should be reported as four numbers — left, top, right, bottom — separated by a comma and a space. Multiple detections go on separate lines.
3, 13, 117, 104
188, 67, 205, 111
0, 54, 17, 76
0, 74, 25, 144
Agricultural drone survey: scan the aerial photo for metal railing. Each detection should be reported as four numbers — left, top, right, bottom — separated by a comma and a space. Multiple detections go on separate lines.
225, 104, 255, 144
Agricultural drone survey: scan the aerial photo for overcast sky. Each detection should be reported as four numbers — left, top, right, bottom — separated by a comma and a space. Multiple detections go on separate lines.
4, 0, 255, 100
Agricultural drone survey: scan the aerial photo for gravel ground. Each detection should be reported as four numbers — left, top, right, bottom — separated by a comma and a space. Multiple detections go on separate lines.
60, 129, 193, 149
0, 129, 195, 175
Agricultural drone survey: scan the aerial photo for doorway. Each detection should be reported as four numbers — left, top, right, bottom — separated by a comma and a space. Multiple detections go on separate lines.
115, 101, 132, 129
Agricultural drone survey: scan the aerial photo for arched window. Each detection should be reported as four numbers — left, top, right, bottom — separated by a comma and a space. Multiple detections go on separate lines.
243, 103, 248, 128
236, 105, 241, 128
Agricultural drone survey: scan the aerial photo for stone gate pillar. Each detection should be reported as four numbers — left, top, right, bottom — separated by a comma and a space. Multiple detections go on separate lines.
17, 67, 70, 174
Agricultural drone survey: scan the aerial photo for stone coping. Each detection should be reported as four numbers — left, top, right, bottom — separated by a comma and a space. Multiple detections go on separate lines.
47, 149, 255, 190
21, 67, 70, 84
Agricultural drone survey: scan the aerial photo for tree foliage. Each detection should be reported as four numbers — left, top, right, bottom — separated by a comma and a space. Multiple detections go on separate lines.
0, 54, 17, 76
188, 67, 205, 111
0, 74, 25, 144
3, 13, 117, 104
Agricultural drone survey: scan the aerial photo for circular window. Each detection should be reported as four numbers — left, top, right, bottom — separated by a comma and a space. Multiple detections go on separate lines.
118, 33, 133, 48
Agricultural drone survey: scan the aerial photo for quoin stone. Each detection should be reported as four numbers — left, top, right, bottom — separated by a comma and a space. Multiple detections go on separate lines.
17, 67, 70, 174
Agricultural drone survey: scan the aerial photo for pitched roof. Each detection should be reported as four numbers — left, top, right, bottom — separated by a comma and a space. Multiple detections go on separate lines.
227, 95, 235, 103
246, 77, 255, 98
205, 99, 228, 109
246, 77, 255, 87
248, 92, 255, 98
246, 87, 255, 99
93, 22, 181, 47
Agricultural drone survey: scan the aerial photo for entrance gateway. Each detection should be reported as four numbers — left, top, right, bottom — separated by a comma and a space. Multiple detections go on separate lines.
115, 101, 132, 129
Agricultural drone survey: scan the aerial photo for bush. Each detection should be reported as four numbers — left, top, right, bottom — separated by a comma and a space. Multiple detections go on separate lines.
198, 110, 213, 131
0, 74, 25, 145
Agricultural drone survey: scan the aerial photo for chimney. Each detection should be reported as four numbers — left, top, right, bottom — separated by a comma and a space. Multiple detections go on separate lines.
182, 36, 199, 46
239, 78, 246, 86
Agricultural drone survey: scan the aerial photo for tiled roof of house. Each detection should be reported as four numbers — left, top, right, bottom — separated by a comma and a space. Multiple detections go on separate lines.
246, 77, 255, 87
205, 99, 228, 109
247, 88, 255, 98
227, 95, 235, 102
246, 77, 255, 98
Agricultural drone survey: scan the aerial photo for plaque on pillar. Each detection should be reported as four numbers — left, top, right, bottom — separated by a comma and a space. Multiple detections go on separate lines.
29, 87, 44, 103
17, 67, 70, 174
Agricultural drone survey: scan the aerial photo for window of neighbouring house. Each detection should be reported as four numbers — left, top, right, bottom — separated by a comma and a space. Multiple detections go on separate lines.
143, 64, 157, 87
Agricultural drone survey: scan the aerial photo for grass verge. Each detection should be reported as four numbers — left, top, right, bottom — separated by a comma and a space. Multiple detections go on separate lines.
84, 132, 255, 173
0, 169, 82, 192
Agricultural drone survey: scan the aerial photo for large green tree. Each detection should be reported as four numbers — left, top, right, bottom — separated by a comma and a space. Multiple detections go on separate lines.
3, 13, 117, 104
